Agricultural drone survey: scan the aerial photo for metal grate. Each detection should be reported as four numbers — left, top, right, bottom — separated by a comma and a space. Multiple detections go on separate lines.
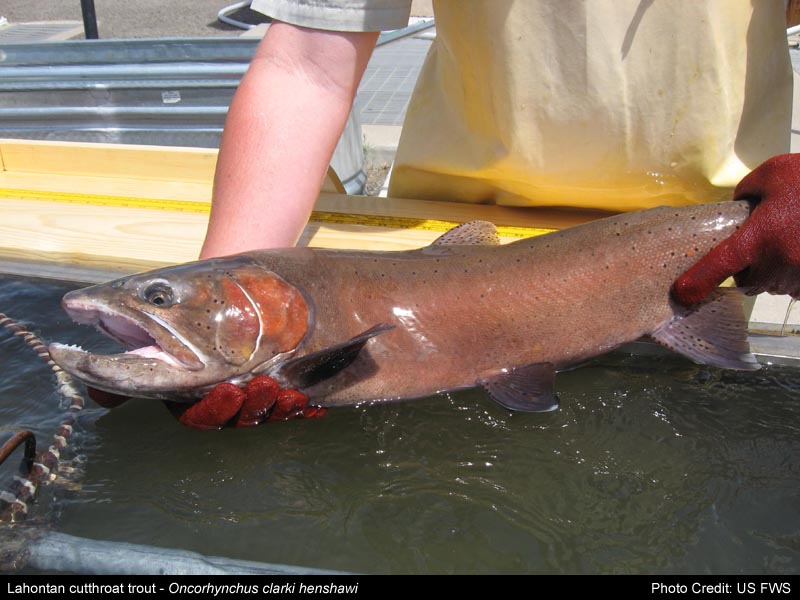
356, 36, 432, 126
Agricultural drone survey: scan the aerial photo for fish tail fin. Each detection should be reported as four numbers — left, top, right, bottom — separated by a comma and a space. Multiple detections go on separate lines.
651, 289, 759, 371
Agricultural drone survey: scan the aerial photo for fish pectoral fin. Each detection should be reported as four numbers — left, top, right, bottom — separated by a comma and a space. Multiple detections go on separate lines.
272, 323, 395, 389
430, 221, 501, 246
652, 289, 760, 371
479, 363, 560, 413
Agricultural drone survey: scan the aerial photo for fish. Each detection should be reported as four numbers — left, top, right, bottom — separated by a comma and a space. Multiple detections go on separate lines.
48, 200, 759, 413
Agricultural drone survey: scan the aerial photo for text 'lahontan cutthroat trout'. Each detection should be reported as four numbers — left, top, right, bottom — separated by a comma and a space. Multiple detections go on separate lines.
49, 201, 759, 413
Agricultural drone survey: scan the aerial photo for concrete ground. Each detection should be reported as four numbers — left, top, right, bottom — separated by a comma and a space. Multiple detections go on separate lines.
2, 1, 250, 38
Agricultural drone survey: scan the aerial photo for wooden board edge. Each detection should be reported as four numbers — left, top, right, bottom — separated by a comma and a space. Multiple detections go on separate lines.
0, 138, 219, 184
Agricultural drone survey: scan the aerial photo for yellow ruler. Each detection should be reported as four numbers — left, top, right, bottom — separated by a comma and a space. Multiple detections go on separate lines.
0, 187, 555, 239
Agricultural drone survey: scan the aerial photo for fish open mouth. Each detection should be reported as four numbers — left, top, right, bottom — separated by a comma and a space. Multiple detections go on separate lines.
47, 299, 210, 402
51, 295, 205, 373
93, 310, 195, 370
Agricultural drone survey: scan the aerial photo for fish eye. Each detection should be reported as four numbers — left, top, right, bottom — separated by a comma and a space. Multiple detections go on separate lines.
142, 282, 174, 307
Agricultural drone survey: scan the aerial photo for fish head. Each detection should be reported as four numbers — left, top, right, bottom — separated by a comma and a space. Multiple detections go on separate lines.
48, 255, 311, 400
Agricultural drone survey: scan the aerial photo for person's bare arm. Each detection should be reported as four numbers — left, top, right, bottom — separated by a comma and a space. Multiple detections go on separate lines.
200, 22, 378, 259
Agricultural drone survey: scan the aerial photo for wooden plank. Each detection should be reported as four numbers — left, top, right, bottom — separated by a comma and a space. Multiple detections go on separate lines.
315, 194, 606, 231
0, 138, 613, 277
0, 139, 218, 183
0, 198, 207, 270
0, 171, 213, 203
0, 195, 559, 272
0, 139, 343, 196
0, 168, 606, 232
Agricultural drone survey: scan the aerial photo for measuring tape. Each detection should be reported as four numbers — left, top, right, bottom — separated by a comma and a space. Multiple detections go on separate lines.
0, 187, 555, 239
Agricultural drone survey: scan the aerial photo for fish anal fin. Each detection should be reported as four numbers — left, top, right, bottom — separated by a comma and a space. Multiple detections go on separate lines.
273, 323, 395, 389
431, 221, 501, 246
479, 363, 559, 412
653, 289, 760, 371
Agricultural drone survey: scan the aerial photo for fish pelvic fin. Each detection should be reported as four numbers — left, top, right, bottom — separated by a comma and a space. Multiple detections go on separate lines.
652, 289, 760, 371
479, 363, 560, 413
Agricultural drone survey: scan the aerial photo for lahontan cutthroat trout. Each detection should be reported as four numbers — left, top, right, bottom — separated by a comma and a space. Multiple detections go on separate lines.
49, 201, 759, 412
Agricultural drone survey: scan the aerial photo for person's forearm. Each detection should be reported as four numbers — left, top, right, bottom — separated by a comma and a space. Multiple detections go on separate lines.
200, 23, 377, 259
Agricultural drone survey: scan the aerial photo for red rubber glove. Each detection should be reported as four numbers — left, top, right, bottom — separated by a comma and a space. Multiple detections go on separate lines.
672, 154, 800, 305
88, 376, 326, 430
177, 376, 326, 429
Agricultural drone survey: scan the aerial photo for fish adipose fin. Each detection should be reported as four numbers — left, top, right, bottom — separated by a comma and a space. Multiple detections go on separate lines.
273, 323, 395, 389
653, 289, 759, 371
479, 363, 560, 412
432, 221, 501, 246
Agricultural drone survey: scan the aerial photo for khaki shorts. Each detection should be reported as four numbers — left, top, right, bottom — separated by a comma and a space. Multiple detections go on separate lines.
251, 0, 412, 32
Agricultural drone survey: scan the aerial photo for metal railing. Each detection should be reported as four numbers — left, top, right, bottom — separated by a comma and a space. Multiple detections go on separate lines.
0, 37, 365, 193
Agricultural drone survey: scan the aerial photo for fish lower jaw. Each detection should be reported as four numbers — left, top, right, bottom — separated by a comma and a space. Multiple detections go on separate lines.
47, 342, 213, 401
49, 342, 195, 371
49, 342, 203, 376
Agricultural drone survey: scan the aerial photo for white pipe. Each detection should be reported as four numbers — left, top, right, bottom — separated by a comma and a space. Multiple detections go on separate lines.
25, 531, 349, 575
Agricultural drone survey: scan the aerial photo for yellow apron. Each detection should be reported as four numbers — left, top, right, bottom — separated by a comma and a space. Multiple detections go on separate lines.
389, 0, 793, 211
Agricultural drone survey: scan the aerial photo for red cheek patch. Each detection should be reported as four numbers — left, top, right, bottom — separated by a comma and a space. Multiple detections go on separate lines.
230, 268, 309, 354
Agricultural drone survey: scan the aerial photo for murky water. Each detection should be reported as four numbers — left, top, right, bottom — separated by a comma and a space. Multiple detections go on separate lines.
1, 274, 799, 574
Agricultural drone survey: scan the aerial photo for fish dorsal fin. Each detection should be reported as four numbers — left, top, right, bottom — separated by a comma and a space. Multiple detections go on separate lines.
272, 323, 395, 389
479, 363, 560, 412
432, 221, 501, 246
653, 289, 760, 371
